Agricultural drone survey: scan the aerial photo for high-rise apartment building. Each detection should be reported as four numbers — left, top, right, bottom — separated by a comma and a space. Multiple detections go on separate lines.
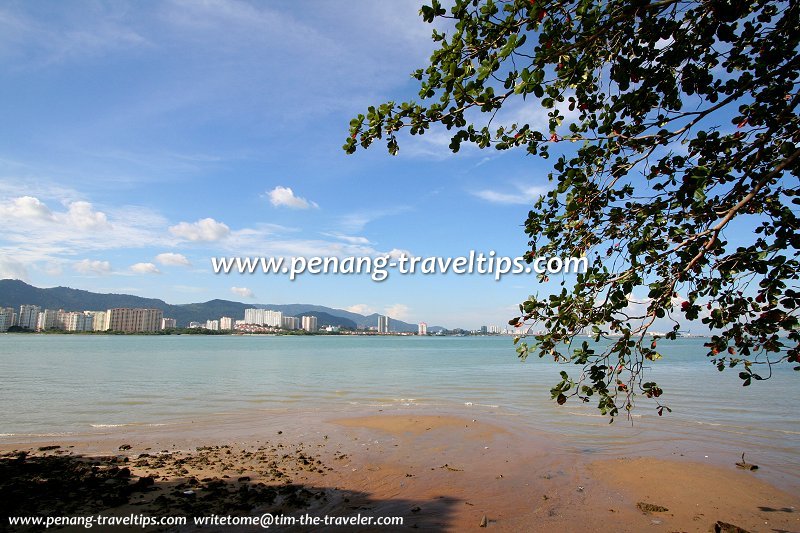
263, 310, 282, 327
162, 317, 177, 330
418, 322, 427, 336
244, 308, 261, 324
282, 316, 300, 330
219, 317, 233, 330
378, 315, 389, 334
87, 311, 108, 331
64, 312, 93, 332
37, 309, 63, 331
0, 307, 15, 332
243, 308, 282, 327
106, 308, 163, 332
301, 315, 318, 333
18, 305, 40, 330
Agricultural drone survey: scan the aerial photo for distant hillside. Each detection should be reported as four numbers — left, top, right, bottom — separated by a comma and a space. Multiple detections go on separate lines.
0, 279, 436, 331
0, 279, 171, 314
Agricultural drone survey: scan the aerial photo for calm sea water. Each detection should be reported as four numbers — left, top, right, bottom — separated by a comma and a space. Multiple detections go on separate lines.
1, 334, 797, 484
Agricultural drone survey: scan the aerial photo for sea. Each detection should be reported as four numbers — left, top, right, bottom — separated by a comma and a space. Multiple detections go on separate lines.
1, 334, 797, 487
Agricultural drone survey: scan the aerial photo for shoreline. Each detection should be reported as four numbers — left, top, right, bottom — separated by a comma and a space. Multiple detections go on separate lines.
3, 401, 798, 492
2, 408, 798, 532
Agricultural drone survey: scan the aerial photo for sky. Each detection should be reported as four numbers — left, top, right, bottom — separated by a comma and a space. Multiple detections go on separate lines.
0, 1, 624, 328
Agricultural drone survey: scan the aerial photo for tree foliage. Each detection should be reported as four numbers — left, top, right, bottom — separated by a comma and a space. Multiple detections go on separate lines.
345, 0, 800, 418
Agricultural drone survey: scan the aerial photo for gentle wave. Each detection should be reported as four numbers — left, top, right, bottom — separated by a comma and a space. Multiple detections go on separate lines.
567, 411, 642, 418
0, 432, 74, 438
464, 402, 500, 408
90, 423, 166, 428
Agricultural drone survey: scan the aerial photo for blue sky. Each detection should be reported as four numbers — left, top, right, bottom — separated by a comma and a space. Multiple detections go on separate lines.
0, 1, 645, 328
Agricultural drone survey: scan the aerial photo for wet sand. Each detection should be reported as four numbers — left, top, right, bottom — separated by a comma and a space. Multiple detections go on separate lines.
1, 410, 798, 532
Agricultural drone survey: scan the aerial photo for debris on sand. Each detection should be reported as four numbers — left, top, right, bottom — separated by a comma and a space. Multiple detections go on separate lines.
735, 453, 758, 471
636, 501, 669, 514
713, 520, 751, 533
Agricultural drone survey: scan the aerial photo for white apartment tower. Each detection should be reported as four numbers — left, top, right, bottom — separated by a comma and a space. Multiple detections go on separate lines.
301, 315, 318, 333
18, 305, 41, 330
418, 322, 428, 336
37, 309, 63, 331
282, 316, 300, 330
64, 312, 93, 332
87, 311, 108, 331
378, 315, 389, 334
0, 307, 15, 332
244, 308, 265, 325
243, 308, 282, 327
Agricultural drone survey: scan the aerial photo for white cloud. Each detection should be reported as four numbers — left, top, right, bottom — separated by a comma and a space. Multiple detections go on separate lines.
221, 224, 379, 260
385, 303, 411, 321
130, 262, 160, 274
0, 194, 173, 269
0, 195, 54, 220
63, 201, 109, 230
338, 206, 411, 233
169, 218, 230, 241
387, 248, 414, 260
266, 186, 318, 209
155, 252, 191, 267
73, 259, 112, 275
345, 304, 374, 315
398, 129, 479, 160
472, 185, 549, 205
321, 232, 371, 245
0, 256, 29, 281
230, 286, 254, 299
0, 197, 110, 228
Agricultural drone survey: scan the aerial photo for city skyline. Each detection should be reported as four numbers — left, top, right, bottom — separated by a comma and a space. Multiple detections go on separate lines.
0, 299, 505, 336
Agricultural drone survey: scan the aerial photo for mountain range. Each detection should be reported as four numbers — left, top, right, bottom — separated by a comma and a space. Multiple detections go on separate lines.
0, 279, 443, 332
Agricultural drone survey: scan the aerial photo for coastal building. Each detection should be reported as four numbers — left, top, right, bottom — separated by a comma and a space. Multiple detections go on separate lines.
301, 315, 318, 333
86, 311, 108, 331
161, 317, 177, 330
64, 311, 93, 332
0, 307, 15, 332
37, 309, 64, 331
219, 316, 233, 330
18, 305, 41, 330
282, 316, 300, 330
206, 319, 220, 331
418, 322, 427, 336
189, 321, 202, 328
378, 315, 389, 334
264, 310, 283, 327
243, 308, 282, 327
243, 308, 264, 325
106, 308, 163, 333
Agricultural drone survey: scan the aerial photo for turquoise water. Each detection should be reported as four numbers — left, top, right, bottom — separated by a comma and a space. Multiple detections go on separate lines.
1, 334, 797, 484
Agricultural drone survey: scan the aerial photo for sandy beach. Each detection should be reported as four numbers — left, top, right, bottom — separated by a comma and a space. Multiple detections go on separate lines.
2, 409, 798, 532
